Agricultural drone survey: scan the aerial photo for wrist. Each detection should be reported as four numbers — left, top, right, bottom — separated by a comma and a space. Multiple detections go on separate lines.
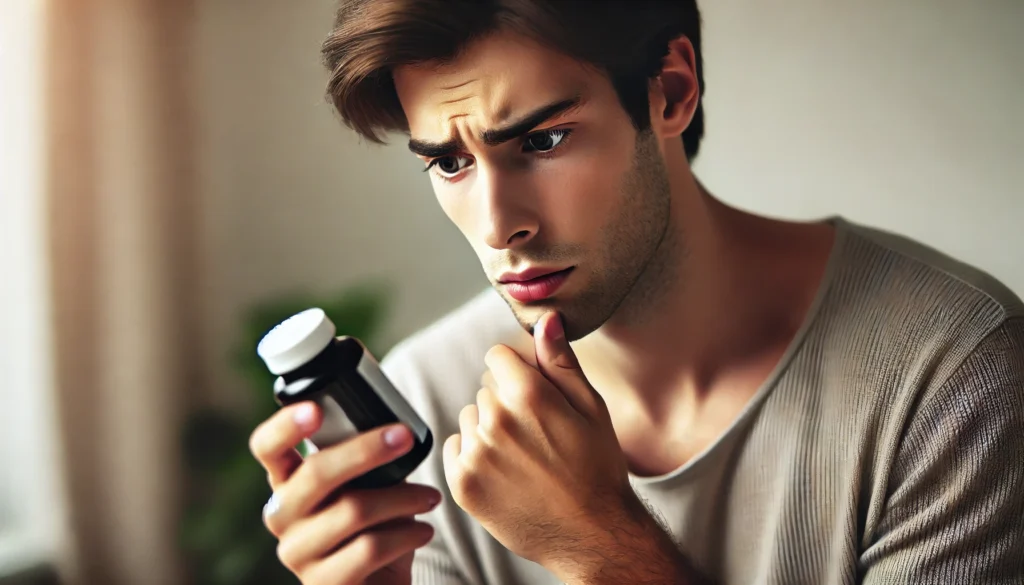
545, 493, 692, 584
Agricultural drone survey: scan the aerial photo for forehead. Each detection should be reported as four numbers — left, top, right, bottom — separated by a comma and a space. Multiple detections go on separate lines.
392, 32, 594, 140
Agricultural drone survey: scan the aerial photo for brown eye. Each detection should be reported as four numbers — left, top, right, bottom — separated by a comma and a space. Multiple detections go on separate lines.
427, 155, 474, 177
524, 129, 570, 153
438, 157, 459, 173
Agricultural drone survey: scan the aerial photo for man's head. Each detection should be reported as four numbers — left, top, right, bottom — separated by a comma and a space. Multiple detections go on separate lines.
322, 1, 704, 340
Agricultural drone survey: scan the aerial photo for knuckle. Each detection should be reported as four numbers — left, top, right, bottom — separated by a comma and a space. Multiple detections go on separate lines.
248, 425, 269, 459
348, 445, 379, 476
275, 538, 299, 571
483, 345, 502, 365
350, 531, 385, 564
301, 452, 331, 485
479, 370, 491, 389
475, 388, 511, 436
491, 407, 516, 436
458, 404, 478, 427
459, 439, 483, 467
516, 383, 544, 412
302, 569, 332, 585
452, 469, 483, 503
263, 508, 284, 538
443, 432, 461, 462
338, 495, 370, 529
484, 344, 515, 370
356, 432, 389, 467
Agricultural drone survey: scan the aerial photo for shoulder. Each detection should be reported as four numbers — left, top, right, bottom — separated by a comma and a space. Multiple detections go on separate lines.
861, 316, 1024, 581
837, 217, 1023, 322
839, 217, 1024, 317
817, 218, 1024, 389
796, 218, 1024, 440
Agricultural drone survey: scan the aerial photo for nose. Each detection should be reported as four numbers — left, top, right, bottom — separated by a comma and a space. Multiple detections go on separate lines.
478, 168, 538, 250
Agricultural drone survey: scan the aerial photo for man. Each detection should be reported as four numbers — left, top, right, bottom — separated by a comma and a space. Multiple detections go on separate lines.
248, 1, 1024, 584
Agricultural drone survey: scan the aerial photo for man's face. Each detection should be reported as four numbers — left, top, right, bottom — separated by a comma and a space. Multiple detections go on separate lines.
393, 32, 673, 341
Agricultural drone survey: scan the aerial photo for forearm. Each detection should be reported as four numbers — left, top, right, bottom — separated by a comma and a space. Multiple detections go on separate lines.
547, 496, 712, 585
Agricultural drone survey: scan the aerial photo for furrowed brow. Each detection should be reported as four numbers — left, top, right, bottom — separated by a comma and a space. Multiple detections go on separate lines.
407, 136, 465, 158
480, 97, 582, 146
407, 96, 582, 156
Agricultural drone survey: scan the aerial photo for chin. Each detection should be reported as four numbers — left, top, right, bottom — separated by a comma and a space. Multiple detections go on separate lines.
509, 302, 553, 334
556, 310, 603, 342
502, 296, 600, 342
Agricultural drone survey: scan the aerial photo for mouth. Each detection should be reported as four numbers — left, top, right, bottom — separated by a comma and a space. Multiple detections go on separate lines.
499, 267, 575, 303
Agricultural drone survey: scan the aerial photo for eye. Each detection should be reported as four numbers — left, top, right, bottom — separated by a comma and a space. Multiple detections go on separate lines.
523, 128, 571, 154
426, 155, 474, 178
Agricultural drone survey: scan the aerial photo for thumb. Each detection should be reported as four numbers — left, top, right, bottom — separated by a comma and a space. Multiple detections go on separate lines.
534, 312, 598, 415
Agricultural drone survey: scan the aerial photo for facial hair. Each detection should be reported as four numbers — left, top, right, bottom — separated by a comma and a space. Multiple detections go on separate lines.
496, 129, 678, 341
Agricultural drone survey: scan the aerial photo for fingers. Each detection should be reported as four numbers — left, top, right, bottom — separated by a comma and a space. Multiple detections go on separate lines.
483, 344, 535, 392
442, 432, 462, 485
304, 518, 435, 585
480, 368, 497, 391
474, 387, 499, 443
275, 482, 441, 574
533, 311, 580, 371
250, 402, 322, 488
484, 344, 574, 420
533, 311, 599, 417
458, 403, 480, 454
264, 423, 415, 535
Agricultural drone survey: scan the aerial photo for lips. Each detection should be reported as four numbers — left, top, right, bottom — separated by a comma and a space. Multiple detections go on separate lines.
500, 267, 575, 303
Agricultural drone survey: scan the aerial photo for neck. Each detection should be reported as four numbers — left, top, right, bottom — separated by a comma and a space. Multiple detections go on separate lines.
573, 146, 836, 414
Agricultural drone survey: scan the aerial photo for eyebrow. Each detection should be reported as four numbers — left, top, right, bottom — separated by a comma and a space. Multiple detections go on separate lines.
407, 96, 582, 158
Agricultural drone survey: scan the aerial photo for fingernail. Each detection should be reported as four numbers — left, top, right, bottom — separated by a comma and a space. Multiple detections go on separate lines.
427, 491, 441, 507
383, 425, 411, 449
263, 492, 281, 518
293, 403, 315, 429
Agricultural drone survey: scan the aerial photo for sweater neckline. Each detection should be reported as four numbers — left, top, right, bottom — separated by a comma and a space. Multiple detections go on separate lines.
628, 215, 850, 486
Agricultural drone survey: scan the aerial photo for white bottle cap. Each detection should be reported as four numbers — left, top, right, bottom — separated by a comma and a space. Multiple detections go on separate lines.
257, 308, 337, 375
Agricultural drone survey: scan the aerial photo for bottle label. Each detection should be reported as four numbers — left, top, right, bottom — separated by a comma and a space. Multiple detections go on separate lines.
356, 351, 430, 442
309, 387, 361, 447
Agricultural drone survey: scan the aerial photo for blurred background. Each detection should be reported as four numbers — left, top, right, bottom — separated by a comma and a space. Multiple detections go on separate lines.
1, 0, 1021, 584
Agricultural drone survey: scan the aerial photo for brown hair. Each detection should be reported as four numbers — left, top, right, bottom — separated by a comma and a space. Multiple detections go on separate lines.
321, 0, 706, 159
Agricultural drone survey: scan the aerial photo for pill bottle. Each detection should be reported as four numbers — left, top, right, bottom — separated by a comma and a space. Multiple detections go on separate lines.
257, 308, 433, 488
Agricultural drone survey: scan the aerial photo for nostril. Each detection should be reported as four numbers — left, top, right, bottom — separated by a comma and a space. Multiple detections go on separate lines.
508, 230, 531, 245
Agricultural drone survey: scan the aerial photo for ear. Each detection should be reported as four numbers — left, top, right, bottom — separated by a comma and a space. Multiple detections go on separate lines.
648, 35, 701, 141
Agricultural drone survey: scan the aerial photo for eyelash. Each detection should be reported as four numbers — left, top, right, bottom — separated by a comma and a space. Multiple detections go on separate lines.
424, 128, 574, 183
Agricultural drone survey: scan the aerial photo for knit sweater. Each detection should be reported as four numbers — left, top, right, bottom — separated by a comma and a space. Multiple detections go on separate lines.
380, 217, 1024, 585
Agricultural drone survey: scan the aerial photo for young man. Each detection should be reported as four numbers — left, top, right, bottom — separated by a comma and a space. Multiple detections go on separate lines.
249, 1, 1024, 584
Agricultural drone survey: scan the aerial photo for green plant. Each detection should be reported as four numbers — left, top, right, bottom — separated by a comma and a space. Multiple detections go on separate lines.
181, 281, 394, 585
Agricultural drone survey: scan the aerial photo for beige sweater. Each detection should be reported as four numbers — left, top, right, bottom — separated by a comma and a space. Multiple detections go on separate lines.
380, 217, 1024, 585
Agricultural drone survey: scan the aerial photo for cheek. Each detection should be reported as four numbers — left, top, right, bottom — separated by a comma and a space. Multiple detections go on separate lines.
536, 144, 631, 242
433, 182, 494, 260
434, 180, 472, 233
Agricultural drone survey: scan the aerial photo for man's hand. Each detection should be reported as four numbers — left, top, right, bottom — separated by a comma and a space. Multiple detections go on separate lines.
442, 311, 651, 577
250, 404, 441, 585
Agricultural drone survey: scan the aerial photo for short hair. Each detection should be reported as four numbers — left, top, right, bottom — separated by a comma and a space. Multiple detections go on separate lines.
322, 0, 706, 159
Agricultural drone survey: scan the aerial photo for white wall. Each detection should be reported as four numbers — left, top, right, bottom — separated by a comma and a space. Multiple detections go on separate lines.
695, 0, 1024, 293
196, 0, 1023, 395
196, 0, 485, 397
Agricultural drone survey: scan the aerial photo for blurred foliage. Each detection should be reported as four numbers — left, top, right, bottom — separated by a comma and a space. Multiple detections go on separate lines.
180, 281, 394, 585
